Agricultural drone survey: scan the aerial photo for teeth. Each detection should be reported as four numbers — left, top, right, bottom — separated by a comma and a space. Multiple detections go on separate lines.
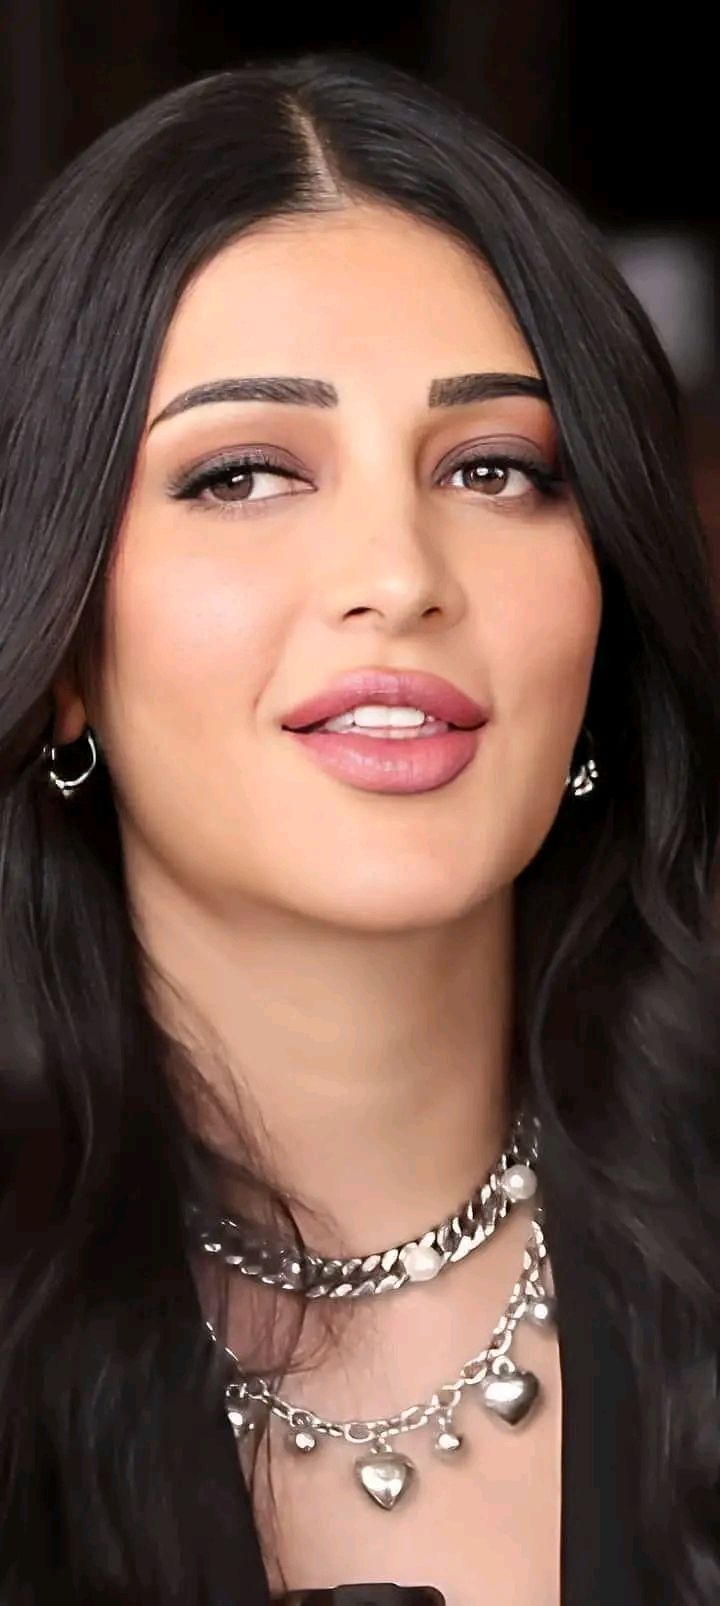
322, 705, 434, 733
316, 705, 452, 738
353, 705, 429, 727
354, 724, 450, 739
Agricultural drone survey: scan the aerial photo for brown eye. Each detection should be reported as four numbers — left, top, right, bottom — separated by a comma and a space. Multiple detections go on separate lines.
441, 453, 561, 503
170, 454, 311, 511
459, 462, 509, 496
204, 469, 254, 503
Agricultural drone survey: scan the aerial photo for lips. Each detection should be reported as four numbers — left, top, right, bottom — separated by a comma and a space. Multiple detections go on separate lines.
280, 669, 490, 733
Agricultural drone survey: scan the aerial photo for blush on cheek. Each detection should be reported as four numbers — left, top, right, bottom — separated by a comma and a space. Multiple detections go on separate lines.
489, 585, 599, 697
114, 553, 236, 664
105, 548, 291, 762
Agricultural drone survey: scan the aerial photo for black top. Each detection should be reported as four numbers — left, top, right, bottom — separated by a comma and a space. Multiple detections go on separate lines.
193, 1171, 655, 1606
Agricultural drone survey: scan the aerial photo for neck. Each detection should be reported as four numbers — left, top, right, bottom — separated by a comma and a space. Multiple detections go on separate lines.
132, 862, 517, 1253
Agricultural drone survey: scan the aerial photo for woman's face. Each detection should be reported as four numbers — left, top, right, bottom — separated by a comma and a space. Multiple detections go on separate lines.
84, 202, 602, 930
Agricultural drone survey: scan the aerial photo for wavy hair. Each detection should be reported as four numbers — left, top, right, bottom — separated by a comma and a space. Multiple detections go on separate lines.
0, 49, 719, 1604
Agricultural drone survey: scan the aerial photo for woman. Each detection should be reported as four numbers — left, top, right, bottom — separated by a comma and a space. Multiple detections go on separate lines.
0, 47, 718, 1606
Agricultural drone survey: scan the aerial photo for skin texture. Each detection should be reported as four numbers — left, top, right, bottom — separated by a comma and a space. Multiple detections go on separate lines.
54, 201, 602, 1600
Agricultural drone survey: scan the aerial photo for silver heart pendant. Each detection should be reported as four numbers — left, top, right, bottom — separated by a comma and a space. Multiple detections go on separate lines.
354, 1447, 415, 1509
479, 1362, 540, 1425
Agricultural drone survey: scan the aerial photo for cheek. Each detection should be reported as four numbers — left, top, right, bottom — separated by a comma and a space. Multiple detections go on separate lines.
97, 542, 296, 895
481, 539, 602, 852
100, 542, 286, 753
464, 545, 602, 885
487, 539, 602, 716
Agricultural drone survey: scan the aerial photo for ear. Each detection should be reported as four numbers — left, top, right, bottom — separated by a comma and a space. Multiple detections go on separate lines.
50, 672, 89, 747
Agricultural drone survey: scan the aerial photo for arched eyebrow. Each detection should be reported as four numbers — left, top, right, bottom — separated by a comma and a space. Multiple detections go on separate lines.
429, 373, 547, 407
147, 371, 549, 432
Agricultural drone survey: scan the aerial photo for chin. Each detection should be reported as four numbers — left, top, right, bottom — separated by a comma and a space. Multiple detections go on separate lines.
274, 862, 505, 933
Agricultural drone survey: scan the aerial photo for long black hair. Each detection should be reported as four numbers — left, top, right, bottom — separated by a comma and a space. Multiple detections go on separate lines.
0, 48, 718, 1605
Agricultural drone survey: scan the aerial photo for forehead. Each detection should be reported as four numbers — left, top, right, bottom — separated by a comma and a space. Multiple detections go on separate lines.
149, 202, 538, 406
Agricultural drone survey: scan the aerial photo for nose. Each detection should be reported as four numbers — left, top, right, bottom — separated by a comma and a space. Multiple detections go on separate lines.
316, 502, 469, 640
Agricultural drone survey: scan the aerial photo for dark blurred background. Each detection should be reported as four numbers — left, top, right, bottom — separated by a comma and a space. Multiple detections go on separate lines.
1, 1, 717, 567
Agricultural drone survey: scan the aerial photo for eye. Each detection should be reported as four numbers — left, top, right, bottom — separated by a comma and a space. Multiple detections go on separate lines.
440, 452, 562, 502
168, 451, 311, 511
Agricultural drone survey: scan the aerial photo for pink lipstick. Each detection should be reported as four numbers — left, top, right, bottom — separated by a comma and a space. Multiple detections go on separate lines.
280, 668, 490, 795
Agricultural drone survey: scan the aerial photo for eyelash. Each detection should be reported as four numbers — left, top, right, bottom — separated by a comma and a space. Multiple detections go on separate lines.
168, 448, 564, 514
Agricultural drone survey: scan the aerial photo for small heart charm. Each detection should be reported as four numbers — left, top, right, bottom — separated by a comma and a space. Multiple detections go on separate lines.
479, 1361, 540, 1425
354, 1447, 415, 1509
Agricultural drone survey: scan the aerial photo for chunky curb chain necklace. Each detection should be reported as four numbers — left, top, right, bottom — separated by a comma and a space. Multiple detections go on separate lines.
203, 1110, 556, 1511
193, 1111, 537, 1298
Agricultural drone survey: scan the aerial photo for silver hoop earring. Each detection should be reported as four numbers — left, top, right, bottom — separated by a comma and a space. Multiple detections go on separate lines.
42, 727, 98, 799
564, 724, 598, 798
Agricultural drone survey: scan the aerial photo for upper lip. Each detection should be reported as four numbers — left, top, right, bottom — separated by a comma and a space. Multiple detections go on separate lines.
280, 669, 490, 731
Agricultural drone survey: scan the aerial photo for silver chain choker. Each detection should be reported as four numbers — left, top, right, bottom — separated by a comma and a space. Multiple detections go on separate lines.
192, 1109, 538, 1298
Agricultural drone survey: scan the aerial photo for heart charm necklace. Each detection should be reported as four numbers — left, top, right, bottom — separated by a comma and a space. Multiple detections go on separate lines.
213, 1197, 557, 1510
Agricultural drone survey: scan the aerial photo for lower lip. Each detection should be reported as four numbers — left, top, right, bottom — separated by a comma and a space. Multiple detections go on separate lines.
284, 725, 486, 794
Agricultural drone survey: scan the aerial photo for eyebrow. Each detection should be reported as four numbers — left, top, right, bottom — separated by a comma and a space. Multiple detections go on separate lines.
147, 371, 549, 432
